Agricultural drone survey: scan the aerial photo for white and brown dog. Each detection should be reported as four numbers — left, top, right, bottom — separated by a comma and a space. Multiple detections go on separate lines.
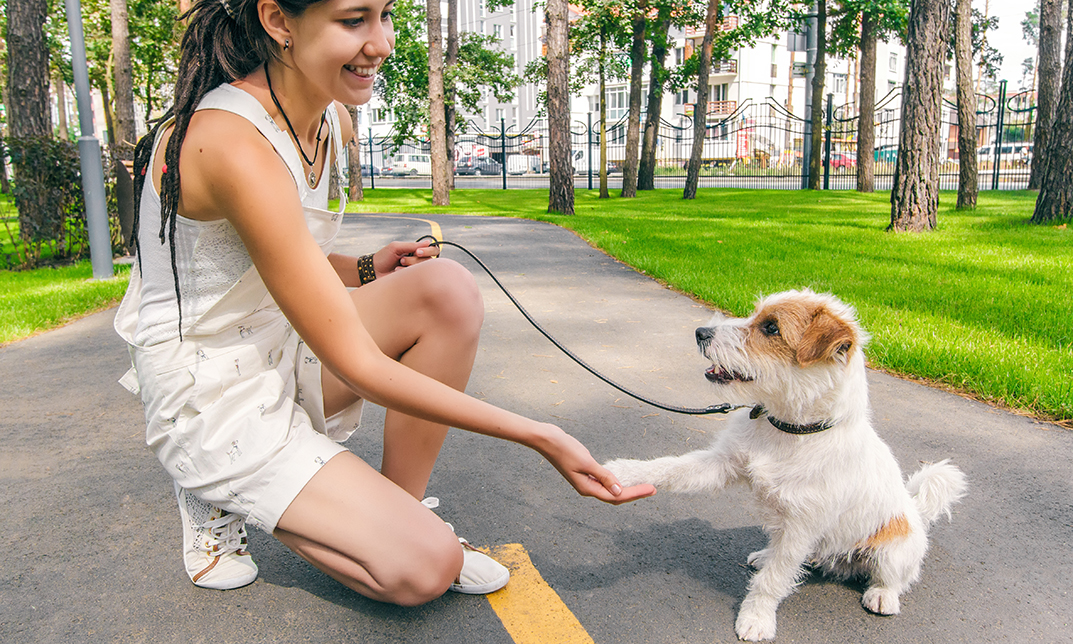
605, 289, 966, 641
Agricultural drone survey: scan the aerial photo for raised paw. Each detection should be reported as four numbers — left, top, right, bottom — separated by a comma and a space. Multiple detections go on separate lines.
602, 458, 650, 488
862, 586, 901, 615
735, 606, 777, 641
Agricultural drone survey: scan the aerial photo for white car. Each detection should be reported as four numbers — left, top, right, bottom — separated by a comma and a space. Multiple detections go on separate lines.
388, 153, 432, 176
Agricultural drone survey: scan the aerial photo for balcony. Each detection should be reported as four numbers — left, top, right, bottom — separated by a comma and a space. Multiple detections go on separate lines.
707, 100, 736, 115
711, 59, 737, 74
685, 16, 740, 38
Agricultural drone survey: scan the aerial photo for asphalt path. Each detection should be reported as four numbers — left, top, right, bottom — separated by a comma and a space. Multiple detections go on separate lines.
1, 213, 1069, 643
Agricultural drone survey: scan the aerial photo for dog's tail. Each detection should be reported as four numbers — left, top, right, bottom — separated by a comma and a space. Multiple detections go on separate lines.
906, 459, 967, 525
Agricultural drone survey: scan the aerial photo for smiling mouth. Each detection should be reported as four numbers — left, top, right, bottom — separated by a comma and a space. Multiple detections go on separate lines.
705, 365, 753, 384
344, 64, 378, 76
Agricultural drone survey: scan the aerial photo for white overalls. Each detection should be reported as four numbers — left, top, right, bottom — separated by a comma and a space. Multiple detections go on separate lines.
115, 84, 363, 533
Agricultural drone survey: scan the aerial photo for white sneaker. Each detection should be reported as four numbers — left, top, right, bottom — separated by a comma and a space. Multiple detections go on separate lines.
450, 538, 510, 594
421, 498, 510, 595
175, 482, 258, 590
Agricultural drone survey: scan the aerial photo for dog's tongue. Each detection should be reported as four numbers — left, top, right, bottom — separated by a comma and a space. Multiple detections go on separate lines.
705, 365, 731, 383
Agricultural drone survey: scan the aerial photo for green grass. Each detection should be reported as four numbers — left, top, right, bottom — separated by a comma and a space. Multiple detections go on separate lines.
346, 188, 1073, 424
0, 261, 130, 345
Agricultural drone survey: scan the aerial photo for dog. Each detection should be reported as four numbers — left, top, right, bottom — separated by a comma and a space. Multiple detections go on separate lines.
605, 289, 966, 641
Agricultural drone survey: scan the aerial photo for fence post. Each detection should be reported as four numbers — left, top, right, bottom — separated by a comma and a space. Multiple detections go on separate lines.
586, 113, 593, 190
367, 126, 375, 190
823, 93, 833, 190
501, 117, 508, 190
991, 79, 1006, 191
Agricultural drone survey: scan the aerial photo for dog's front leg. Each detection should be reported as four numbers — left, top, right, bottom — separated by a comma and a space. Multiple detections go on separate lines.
604, 446, 741, 493
735, 532, 813, 642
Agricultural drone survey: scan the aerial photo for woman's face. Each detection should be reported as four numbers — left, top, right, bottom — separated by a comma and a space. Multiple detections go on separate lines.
285, 0, 396, 106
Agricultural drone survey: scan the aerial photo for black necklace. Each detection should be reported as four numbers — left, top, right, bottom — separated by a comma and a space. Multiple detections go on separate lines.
264, 62, 325, 187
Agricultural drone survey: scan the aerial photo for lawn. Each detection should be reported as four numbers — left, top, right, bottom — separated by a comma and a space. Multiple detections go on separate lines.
346, 188, 1072, 425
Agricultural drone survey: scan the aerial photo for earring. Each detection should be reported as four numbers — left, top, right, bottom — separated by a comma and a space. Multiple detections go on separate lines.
283, 39, 290, 51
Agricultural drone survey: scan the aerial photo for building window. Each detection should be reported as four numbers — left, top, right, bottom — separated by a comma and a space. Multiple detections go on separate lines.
607, 86, 627, 120
495, 107, 505, 123
889, 52, 898, 72
494, 23, 502, 39
373, 108, 393, 123
675, 47, 684, 65
709, 83, 729, 101
833, 73, 847, 94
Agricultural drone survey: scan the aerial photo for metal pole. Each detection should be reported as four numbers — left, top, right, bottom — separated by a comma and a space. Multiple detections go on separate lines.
801, 6, 817, 189
587, 112, 593, 190
991, 80, 1006, 191
65, 0, 112, 279
823, 93, 833, 190
501, 117, 507, 190
368, 126, 375, 190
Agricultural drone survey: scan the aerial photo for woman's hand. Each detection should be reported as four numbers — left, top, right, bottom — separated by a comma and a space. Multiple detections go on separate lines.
373, 240, 440, 277
535, 423, 656, 505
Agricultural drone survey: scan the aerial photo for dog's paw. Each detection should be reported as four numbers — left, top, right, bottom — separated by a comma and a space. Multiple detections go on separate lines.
862, 587, 901, 615
602, 458, 650, 487
746, 549, 772, 570
735, 608, 777, 641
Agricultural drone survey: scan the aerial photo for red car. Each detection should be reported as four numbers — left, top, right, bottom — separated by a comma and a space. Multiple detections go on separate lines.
830, 152, 857, 170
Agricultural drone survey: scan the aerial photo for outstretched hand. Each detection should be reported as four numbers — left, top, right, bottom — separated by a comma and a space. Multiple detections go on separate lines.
539, 425, 656, 505
373, 240, 440, 276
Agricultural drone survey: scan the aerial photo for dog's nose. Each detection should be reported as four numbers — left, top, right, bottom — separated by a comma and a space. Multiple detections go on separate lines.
696, 327, 714, 344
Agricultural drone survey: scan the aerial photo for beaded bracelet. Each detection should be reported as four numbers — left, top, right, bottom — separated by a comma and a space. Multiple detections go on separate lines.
357, 254, 377, 286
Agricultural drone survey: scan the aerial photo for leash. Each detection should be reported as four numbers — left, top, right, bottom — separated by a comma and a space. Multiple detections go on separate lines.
417, 236, 750, 417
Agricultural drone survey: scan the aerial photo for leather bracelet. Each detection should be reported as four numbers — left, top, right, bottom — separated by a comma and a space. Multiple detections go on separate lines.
357, 253, 377, 286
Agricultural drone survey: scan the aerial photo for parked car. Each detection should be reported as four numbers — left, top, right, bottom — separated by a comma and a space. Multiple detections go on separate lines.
874, 145, 898, 163
387, 153, 432, 176
455, 156, 502, 176
830, 152, 856, 170
360, 165, 380, 177
977, 143, 1031, 166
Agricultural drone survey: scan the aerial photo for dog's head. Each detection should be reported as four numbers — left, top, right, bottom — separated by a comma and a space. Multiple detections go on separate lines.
695, 290, 869, 416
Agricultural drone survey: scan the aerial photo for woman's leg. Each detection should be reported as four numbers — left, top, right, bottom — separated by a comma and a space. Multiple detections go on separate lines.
274, 259, 484, 604
322, 257, 484, 498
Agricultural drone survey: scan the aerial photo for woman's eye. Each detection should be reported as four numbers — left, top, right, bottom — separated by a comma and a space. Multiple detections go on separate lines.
383, 10, 395, 20
343, 18, 364, 27
761, 320, 780, 336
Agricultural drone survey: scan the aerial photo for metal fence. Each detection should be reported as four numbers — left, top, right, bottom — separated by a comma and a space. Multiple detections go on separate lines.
358, 79, 1035, 192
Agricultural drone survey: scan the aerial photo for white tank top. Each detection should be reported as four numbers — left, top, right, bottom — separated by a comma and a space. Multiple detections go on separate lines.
132, 84, 345, 346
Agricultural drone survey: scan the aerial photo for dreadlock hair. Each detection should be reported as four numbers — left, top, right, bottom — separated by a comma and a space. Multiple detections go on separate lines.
131, 0, 326, 338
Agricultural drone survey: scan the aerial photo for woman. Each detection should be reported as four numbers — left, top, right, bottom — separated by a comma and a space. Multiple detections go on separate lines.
114, 0, 654, 605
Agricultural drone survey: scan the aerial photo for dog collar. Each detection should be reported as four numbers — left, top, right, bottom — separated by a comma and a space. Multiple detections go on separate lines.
750, 405, 834, 435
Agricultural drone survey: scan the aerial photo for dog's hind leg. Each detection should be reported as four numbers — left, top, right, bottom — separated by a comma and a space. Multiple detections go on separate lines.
735, 530, 814, 642
604, 446, 741, 493
860, 528, 928, 616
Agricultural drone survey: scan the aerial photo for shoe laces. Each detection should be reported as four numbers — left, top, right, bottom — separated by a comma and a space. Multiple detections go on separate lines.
197, 512, 248, 556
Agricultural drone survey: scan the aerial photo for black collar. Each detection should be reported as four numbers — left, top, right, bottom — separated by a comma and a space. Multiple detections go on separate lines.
750, 405, 834, 435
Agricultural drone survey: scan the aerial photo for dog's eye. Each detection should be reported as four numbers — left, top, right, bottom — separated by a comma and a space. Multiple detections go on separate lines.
761, 319, 780, 336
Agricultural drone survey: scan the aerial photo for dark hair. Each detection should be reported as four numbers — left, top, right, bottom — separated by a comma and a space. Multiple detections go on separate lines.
131, 0, 323, 337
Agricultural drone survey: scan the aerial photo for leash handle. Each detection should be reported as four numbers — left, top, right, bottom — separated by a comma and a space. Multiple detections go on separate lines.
417, 236, 747, 417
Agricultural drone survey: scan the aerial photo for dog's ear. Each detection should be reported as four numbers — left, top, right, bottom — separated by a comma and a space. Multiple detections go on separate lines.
797, 309, 856, 366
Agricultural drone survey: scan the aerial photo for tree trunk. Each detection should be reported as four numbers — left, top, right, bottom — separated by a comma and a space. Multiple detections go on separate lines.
807, 0, 827, 190
111, 0, 136, 160
427, 0, 450, 205
889, 0, 949, 232
684, 0, 721, 200
6, 0, 52, 242
855, 12, 876, 193
620, 5, 647, 198
639, 10, 671, 191
546, 0, 574, 214
445, 0, 458, 190
346, 105, 364, 201
1029, 0, 1062, 190
1032, 0, 1073, 223
599, 26, 610, 199
954, 0, 977, 209
101, 82, 117, 148
55, 76, 69, 140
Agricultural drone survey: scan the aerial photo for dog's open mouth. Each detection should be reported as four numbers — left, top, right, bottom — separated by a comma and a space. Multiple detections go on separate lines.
705, 365, 753, 384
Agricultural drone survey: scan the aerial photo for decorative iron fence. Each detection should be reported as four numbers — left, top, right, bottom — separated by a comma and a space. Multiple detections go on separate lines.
357, 79, 1035, 192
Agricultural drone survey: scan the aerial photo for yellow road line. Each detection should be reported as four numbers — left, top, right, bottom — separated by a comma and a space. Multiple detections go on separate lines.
351, 213, 442, 241
486, 544, 596, 644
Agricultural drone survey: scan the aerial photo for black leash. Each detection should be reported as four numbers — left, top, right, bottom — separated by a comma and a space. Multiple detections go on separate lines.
417, 236, 749, 416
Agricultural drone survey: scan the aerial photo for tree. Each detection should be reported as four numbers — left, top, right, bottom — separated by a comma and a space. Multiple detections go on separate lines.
620, 0, 647, 198
110, 0, 135, 160
1032, 0, 1073, 222
427, 0, 449, 205
1029, 0, 1062, 191
683, 0, 720, 200
807, 0, 828, 190
954, 0, 976, 209
445, 0, 458, 190
856, 12, 878, 192
638, 4, 672, 191
889, 0, 949, 232
128, 0, 182, 123
345, 105, 363, 201
547, 0, 574, 214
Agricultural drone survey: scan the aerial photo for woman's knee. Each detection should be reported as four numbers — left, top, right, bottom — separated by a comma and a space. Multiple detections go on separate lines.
417, 258, 484, 335
377, 532, 463, 606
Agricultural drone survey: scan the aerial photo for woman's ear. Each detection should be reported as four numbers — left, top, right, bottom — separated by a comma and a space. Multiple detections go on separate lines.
257, 0, 292, 50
